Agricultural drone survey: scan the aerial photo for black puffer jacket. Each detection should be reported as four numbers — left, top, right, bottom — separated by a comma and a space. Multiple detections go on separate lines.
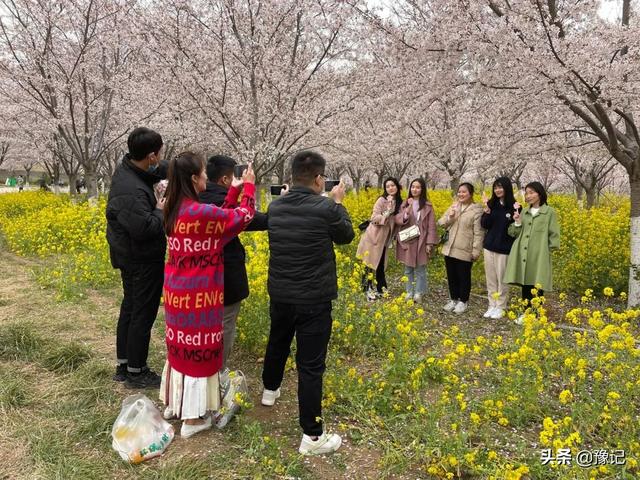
199, 182, 268, 305
106, 155, 167, 269
267, 186, 354, 304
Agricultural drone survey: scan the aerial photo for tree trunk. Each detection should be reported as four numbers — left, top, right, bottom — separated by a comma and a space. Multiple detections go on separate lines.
68, 173, 78, 197
376, 172, 384, 188
85, 168, 98, 198
449, 176, 460, 192
585, 186, 597, 209
576, 184, 584, 201
629, 177, 640, 307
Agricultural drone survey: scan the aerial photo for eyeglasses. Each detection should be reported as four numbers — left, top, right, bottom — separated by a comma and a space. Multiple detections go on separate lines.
317, 173, 327, 179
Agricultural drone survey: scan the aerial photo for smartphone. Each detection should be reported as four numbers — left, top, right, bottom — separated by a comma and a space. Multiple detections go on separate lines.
270, 185, 285, 195
234, 164, 248, 178
324, 180, 340, 192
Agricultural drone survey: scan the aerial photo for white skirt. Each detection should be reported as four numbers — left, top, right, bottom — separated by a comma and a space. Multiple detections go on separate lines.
159, 360, 220, 420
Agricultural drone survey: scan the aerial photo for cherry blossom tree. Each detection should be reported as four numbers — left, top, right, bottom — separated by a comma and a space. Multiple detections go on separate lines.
145, 0, 364, 184
0, 0, 168, 196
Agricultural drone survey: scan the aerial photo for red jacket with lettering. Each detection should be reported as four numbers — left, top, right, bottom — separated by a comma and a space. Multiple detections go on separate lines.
164, 184, 255, 377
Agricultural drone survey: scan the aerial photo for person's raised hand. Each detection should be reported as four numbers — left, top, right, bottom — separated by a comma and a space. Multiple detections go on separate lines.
448, 202, 460, 218
242, 163, 256, 184
231, 175, 243, 188
331, 180, 346, 203
513, 209, 521, 223
481, 191, 489, 205
156, 196, 166, 211
407, 197, 414, 205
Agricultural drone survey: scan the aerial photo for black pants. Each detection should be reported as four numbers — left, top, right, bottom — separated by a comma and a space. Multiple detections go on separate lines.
262, 302, 333, 436
363, 247, 387, 293
444, 256, 473, 303
522, 285, 544, 304
116, 262, 164, 371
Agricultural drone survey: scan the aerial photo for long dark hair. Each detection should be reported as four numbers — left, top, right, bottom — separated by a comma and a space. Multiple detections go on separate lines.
381, 177, 403, 215
409, 177, 428, 211
164, 151, 204, 236
525, 181, 548, 206
488, 176, 516, 215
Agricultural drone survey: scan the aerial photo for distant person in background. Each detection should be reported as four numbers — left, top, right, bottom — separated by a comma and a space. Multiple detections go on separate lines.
38, 178, 51, 192
356, 177, 402, 301
438, 182, 484, 314
198, 154, 268, 370
106, 127, 167, 389
160, 152, 256, 438
394, 178, 438, 302
504, 181, 560, 324
480, 177, 516, 320
17, 175, 24, 192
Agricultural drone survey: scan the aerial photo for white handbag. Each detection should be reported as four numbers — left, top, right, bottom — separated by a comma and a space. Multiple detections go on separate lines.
398, 224, 420, 242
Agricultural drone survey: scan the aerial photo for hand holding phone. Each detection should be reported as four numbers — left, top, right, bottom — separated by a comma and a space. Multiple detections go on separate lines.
330, 180, 346, 203
233, 164, 248, 179
242, 163, 255, 184
324, 179, 340, 192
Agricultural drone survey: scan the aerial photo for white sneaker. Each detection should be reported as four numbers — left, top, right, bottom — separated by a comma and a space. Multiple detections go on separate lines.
163, 406, 176, 420
366, 289, 377, 302
299, 432, 342, 455
405, 292, 413, 301
483, 307, 495, 318
514, 314, 525, 325
261, 387, 281, 406
443, 300, 457, 312
453, 301, 468, 314
181, 415, 212, 438
413, 293, 422, 303
490, 309, 505, 319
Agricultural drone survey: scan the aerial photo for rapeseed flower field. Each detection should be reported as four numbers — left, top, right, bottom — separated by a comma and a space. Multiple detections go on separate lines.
0, 190, 637, 479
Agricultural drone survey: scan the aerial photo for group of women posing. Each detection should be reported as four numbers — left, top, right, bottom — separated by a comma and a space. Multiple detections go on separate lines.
357, 177, 561, 320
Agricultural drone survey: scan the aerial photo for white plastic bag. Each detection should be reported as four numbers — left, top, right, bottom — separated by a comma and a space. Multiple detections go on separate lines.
216, 370, 248, 429
111, 394, 175, 463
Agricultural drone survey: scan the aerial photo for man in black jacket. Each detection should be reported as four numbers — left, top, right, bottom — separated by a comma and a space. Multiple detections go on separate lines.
198, 155, 268, 370
106, 127, 166, 389
261, 150, 354, 455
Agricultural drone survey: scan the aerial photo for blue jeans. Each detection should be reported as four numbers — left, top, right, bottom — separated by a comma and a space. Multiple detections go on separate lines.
405, 265, 427, 295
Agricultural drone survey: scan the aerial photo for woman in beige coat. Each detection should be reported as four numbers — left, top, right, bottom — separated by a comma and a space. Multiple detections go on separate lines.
356, 178, 403, 300
438, 182, 484, 314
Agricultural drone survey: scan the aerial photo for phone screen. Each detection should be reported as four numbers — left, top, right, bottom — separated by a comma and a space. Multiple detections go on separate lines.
270, 185, 284, 195
324, 180, 340, 192
234, 165, 248, 178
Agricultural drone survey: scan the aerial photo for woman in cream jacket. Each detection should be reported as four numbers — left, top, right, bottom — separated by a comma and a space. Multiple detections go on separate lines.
438, 182, 484, 314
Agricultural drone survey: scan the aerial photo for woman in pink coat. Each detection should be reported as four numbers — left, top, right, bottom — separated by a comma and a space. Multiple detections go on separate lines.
356, 177, 403, 300
394, 178, 439, 302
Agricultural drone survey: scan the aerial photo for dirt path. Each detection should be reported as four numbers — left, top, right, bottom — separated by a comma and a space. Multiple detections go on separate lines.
0, 248, 389, 479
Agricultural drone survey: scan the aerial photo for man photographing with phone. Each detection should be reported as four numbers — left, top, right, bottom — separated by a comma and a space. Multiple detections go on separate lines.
199, 155, 268, 370
260, 150, 354, 455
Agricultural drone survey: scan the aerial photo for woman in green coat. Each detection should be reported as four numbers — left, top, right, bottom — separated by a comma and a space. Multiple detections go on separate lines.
504, 182, 560, 312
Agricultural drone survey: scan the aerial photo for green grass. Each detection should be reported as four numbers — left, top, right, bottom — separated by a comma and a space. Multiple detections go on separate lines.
0, 367, 31, 409
42, 342, 92, 373
0, 322, 43, 360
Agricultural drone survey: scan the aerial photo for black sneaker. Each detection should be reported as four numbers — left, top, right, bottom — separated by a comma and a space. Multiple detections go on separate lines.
113, 364, 128, 382
124, 368, 161, 389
